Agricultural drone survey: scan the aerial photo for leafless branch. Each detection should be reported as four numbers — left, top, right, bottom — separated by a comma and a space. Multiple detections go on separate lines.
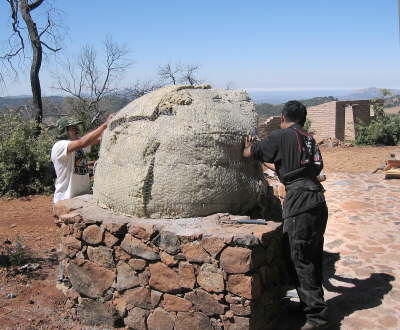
40, 40, 61, 52
122, 80, 163, 100
28, 0, 44, 11
53, 38, 132, 128
180, 64, 202, 86
39, 14, 52, 37
158, 62, 181, 85
1, 0, 25, 61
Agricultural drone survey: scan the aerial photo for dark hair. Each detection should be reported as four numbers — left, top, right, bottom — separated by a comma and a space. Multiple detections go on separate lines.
282, 100, 307, 126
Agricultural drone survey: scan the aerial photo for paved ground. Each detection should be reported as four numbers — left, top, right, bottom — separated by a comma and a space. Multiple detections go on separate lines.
282, 172, 400, 330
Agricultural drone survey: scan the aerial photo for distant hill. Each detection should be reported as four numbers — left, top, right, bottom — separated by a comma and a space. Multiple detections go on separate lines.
0, 95, 64, 109
255, 96, 337, 118
0, 95, 130, 123
338, 87, 400, 101
383, 94, 400, 108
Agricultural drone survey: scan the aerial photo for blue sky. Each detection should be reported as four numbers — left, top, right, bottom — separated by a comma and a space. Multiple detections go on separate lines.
0, 0, 399, 96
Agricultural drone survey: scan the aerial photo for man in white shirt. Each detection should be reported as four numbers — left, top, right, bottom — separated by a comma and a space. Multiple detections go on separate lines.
51, 115, 112, 204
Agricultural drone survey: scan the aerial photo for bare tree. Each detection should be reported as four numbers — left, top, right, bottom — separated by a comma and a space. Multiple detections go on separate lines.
158, 62, 203, 86
54, 38, 131, 128
179, 64, 201, 86
225, 81, 235, 90
1, 0, 62, 125
158, 62, 181, 85
121, 80, 162, 100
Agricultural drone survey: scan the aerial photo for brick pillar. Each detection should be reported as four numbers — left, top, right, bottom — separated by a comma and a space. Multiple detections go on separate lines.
344, 105, 355, 141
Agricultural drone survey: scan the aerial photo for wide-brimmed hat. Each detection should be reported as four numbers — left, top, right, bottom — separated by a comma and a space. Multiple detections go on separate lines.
57, 117, 83, 134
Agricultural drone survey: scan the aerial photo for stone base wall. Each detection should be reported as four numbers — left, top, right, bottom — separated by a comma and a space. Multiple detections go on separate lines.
257, 116, 281, 139
54, 195, 287, 330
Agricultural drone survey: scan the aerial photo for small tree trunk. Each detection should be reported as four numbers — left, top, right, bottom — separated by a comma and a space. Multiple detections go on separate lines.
20, 0, 43, 126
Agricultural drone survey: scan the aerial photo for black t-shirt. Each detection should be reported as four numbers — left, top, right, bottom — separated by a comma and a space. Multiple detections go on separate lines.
251, 124, 326, 218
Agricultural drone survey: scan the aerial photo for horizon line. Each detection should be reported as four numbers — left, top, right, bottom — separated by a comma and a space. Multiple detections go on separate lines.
244, 87, 400, 92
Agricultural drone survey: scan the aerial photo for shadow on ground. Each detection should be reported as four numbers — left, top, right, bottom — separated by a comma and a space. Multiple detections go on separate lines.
278, 251, 395, 330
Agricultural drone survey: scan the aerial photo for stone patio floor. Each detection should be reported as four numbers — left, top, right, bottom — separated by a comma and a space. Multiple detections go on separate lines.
280, 172, 400, 330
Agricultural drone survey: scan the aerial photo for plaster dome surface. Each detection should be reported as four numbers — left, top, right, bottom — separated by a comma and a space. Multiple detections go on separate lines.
93, 85, 266, 218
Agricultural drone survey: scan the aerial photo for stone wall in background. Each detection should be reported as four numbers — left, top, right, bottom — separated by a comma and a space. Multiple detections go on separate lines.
308, 99, 375, 141
54, 195, 287, 330
257, 116, 281, 139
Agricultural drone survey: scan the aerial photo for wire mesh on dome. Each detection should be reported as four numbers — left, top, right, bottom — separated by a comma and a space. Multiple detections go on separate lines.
93, 85, 267, 218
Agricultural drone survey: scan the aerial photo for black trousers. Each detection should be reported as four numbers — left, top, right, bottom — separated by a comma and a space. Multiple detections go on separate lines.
283, 204, 329, 325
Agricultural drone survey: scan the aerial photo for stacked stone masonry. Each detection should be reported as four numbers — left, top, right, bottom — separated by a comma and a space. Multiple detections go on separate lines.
257, 116, 281, 139
55, 195, 286, 330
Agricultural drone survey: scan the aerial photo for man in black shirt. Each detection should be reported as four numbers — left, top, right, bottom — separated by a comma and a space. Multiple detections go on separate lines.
243, 101, 329, 330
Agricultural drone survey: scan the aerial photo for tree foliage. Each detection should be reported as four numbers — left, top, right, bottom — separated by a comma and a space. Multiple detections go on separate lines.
0, 110, 56, 197
355, 89, 400, 146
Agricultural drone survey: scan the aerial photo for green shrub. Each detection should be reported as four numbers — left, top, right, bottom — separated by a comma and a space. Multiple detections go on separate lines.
0, 110, 56, 197
356, 114, 400, 145
304, 118, 314, 134
0, 237, 33, 267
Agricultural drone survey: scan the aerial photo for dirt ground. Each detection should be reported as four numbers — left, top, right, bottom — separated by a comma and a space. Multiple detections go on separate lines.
321, 145, 399, 174
0, 196, 79, 329
0, 145, 398, 329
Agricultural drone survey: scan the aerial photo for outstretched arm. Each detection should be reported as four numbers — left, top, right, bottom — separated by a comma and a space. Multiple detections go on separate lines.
67, 114, 113, 153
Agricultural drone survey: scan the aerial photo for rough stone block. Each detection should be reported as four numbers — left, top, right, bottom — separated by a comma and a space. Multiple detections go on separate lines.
121, 234, 160, 261
230, 303, 251, 316
232, 234, 259, 247
161, 294, 193, 312
223, 316, 250, 330
147, 307, 175, 330
201, 236, 226, 257
61, 236, 81, 257
128, 258, 147, 271
139, 270, 150, 286
60, 224, 73, 236
185, 289, 226, 316
124, 307, 148, 330
227, 274, 262, 300
87, 246, 115, 269
220, 246, 252, 274
115, 261, 140, 291
181, 242, 210, 263
197, 263, 224, 293
149, 262, 181, 293
179, 263, 196, 289
59, 212, 83, 224
151, 290, 163, 308
160, 251, 178, 266
175, 312, 212, 330
66, 261, 115, 299
129, 223, 157, 241
82, 225, 103, 245
104, 231, 119, 247
114, 246, 130, 261
104, 222, 127, 236
122, 286, 152, 310
154, 230, 181, 255
78, 298, 120, 327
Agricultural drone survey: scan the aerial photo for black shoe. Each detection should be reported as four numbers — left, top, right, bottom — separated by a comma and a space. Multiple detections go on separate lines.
301, 321, 331, 330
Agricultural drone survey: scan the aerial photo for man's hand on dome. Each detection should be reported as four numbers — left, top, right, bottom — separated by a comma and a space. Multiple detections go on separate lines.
243, 135, 256, 158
